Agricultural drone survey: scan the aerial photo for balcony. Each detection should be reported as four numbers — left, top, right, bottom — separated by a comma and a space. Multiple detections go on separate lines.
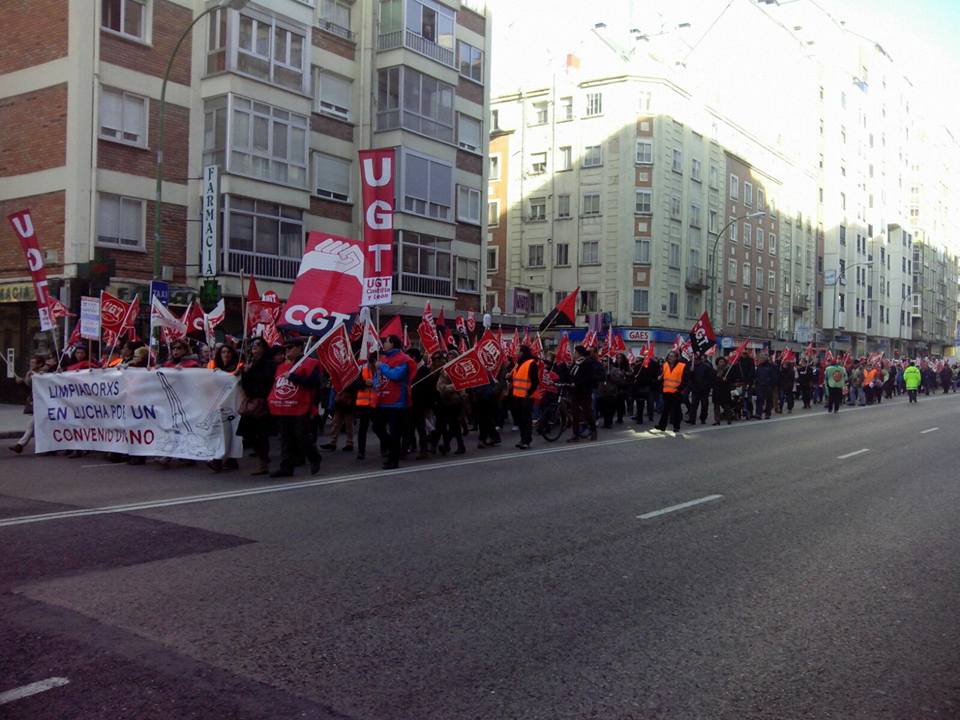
226, 250, 300, 282
377, 29, 456, 68
685, 267, 710, 290
792, 293, 810, 312
318, 19, 355, 42
395, 272, 453, 298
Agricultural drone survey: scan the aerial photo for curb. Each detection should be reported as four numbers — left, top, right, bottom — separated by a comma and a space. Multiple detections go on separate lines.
1, 432, 21, 440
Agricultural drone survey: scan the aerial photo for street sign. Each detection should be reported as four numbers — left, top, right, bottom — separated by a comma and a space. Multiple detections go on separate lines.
200, 165, 219, 277
149, 280, 169, 305
79, 296, 101, 340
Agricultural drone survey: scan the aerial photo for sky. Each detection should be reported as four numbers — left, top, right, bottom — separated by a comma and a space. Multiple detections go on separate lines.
488, 0, 960, 132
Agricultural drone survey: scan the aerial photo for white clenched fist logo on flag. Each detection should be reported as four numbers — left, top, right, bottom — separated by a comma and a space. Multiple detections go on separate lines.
283, 232, 365, 338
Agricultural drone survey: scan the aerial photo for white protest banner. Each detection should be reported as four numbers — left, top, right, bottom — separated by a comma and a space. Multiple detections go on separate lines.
32, 368, 241, 461
79, 296, 101, 341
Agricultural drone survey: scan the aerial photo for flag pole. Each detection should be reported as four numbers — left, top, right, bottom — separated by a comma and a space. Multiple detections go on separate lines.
239, 270, 250, 362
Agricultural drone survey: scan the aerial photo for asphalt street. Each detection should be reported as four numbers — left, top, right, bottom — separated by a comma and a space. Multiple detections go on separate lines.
1, 392, 959, 719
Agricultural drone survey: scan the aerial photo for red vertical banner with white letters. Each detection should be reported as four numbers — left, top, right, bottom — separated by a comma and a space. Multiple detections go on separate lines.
358, 148, 395, 306
7, 209, 54, 331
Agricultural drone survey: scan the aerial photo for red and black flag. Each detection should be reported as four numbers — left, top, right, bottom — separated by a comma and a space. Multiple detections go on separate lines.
538, 287, 579, 332
689, 311, 716, 354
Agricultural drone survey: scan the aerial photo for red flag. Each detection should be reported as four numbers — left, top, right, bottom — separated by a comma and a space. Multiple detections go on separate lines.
422, 301, 434, 324
458, 336, 467, 353
358, 148, 396, 305
804, 342, 815, 358
539, 287, 579, 332
509, 329, 520, 358
379, 314, 402, 340
583, 330, 598, 349
315, 323, 361, 391
728, 338, 750, 367
612, 333, 627, 356
246, 274, 260, 303
442, 347, 490, 390
642, 341, 655, 368
8, 209, 54, 331
555, 332, 573, 365
182, 300, 205, 338
466, 311, 476, 333
824, 349, 835, 363
530, 332, 543, 358
689, 311, 716, 354
101, 292, 138, 344
418, 319, 442, 355
47, 298, 75, 321
402, 323, 410, 349
522, 326, 530, 348
781, 348, 796, 363
358, 320, 381, 359
705, 344, 717, 357
456, 314, 467, 336
476, 329, 505, 374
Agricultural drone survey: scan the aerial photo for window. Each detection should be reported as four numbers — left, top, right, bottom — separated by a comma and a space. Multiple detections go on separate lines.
686, 293, 701, 319
530, 292, 544, 315
457, 40, 483, 82
580, 290, 598, 313
556, 243, 569, 265
487, 200, 499, 226
743, 223, 751, 247
97, 193, 144, 250
669, 242, 681, 268
527, 244, 544, 267
457, 114, 481, 152
755, 306, 762, 328
729, 174, 739, 200
757, 189, 765, 209
401, 0, 455, 61
756, 267, 764, 290
767, 309, 775, 330
634, 237, 650, 264
224, 196, 304, 280
456, 257, 480, 292
728, 218, 737, 243
668, 292, 679, 317
488, 154, 500, 180
689, 204, 701, 228
206, 95, 309, 189
530, 101, 548, 125
314, 70, 352, 119
756, 228, 764, 250
102, 0, 146, 41
691, 158, 702, 182
708, 210, 718, 234
743, 181, 753, 206
558, 146, 572, 171
583, 145, 603, 167
314, 152, 351, 201
768, 270, 776, 293
743, 262, 751, 287
235, 11, 308, 92
582, 193, 600, 216
456, 185, 481, 224
769, 233, 777, 255
320, 0, 352, 38
727, 300, 736, 325
403, 149, 453, 220
99, 87, 147, 147
486, 246, 497, 271
585, 92, 602, 117
376, 66, 454, 142
672, 148, 682, 173
742, 304, 750, 326
709, 165, 719, 189
490, 108, 499, 130
397, 230, 452, 296
581, 241, 600, 265
635, 189, 652, 215
728, 258, 737, 282
559, 96, 573, 121
557, 194, 571, 219
635, 139, 653, 164
528, 197, 546, 221
670, 196, 681, 219
633, 288, 649, 314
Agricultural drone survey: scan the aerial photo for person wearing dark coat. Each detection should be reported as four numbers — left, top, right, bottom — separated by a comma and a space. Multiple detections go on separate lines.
797, 359, 815, 408
711, 356, 734, 425
727, 353, 756, 418
753, 354, 778, 419
778, 360, 796, 413
940, 364, 953, 394
686, 354, 715, 425
238, 338, 277, 475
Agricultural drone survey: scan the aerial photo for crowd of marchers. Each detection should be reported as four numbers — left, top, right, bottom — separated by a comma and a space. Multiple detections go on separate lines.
8, 335, 958, 475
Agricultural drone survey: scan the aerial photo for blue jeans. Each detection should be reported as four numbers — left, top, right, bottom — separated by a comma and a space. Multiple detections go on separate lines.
848, 385, 864, 406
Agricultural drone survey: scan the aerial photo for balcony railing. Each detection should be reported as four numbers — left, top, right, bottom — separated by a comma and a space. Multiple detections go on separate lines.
318, 19, 355, 42
685, 267, 710, 290
395, 272, 453, 298
226, 250, 300, 282
792, 293, 810, 312
377, 29, 456, 68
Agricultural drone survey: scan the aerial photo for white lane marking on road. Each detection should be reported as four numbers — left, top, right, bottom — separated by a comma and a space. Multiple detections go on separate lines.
637, 494, 723, 520
2, 393, 957, 528
837, 448, 870, 460
920, 427, 939, 434
0, 677, 70, 705
81, 463, 121, 468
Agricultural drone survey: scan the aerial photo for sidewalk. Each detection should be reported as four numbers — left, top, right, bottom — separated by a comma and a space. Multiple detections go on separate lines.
0, 403, 27, 439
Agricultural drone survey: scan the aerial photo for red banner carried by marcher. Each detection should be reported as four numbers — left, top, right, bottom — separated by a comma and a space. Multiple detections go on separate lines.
282, 232, 364, 338
418, 319, 442, 356
466, 311, 476, 334
442, 347, 490, 390
727, 338, 750, 368
101, 292, 138, 344
379, 314, 402, 340
456, 314, 467, 336
47, 298, 75, 322
641, 341, 655, 368
583, 330, 599, 349
476, 329, 505, 374
689, 311, 717, 354
359, 149, 395, 305
781, 348, 796, 364
8, 210, 54, 331
316, 323, 361, 392
555, 332, 573, 365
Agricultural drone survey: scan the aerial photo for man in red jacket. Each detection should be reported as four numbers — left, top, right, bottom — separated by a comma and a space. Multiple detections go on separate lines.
374, 335, 418, 470
267, 338, 322, 477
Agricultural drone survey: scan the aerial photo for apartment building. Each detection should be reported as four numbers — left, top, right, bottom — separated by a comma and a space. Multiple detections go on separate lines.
0, 0, 491, 384
488, 58, 817, 354
911, 237, 959, 355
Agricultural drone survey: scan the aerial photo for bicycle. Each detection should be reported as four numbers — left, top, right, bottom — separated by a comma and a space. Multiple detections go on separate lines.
537, 384, 573, 441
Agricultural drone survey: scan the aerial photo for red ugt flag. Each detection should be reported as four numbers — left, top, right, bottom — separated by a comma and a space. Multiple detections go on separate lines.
359, 149, 395, 305
442, 347, 490, 390
316, 323, 361, 392
475, 329, 504, 374
8, 210, 54, 331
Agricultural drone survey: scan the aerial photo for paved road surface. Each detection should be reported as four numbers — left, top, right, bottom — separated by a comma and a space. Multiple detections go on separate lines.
1, 393, 959, 719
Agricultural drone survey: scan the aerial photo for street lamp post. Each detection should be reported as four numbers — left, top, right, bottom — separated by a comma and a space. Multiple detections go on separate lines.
709, 210, 766, 321
153, 0, 250, 280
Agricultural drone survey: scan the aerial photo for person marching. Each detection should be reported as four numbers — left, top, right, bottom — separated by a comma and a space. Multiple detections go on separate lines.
373, 335, 417, 470
903, 360, 922, 403
824, 356, 848, 414
655, 350, 689, 433
267, 338, 322, 478
354, 352, 380, 460
509, 344, 539, 450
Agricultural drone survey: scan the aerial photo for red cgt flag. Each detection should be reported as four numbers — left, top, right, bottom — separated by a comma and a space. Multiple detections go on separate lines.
316, 323, 361, 392
689, 311, 716, 354
442, 347, 490, 390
